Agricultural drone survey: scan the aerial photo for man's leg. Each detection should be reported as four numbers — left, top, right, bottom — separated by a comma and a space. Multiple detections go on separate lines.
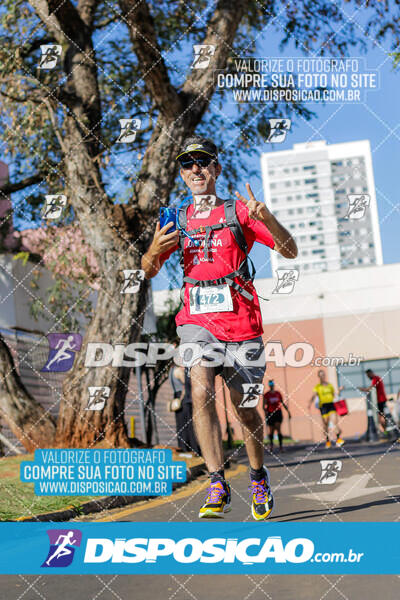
276, 422, 283, 451
321, 414, 330, 445
190, 363, 223, 473
229, 387, 274, 521
229, 387, 264, 469
330, 412, 340, 438
268, 423, 274, 452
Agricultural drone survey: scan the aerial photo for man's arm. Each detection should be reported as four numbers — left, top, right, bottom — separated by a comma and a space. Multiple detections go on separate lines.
141, 222, 179, 279
281, 395, 291, 418
235, 183, 298, 259
308, 394, 316, 410
173, 366, 185, 384
359, 385, 373, 393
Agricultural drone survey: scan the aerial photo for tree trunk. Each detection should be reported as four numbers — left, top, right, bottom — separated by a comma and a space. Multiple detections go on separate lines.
53, 113, 149, 447
0, 333, 56, 451
55, 281, 148, 447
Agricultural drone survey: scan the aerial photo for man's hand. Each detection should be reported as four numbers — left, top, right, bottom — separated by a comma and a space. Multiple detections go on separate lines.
235, 182, 298, 259
235, 183, 269, 222
141, 222, 179, 279
151, 222, 179, 255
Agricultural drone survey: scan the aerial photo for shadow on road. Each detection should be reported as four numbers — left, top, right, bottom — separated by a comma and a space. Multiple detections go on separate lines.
271, 494, 400, 521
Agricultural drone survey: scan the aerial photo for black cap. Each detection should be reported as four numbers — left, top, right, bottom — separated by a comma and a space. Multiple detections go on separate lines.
176, 136, 218, 161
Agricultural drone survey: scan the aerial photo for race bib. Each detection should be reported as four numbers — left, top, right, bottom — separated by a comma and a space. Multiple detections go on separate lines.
189, 284, 233, 314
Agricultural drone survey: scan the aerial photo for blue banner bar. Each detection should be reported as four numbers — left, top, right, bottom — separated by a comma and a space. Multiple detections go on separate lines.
0, 523, 398, 574
20, 449, 186, 496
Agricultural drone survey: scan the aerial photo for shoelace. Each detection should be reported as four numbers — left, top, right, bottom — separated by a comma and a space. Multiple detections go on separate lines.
249, 479, 269, 504
205, 482, 226, 503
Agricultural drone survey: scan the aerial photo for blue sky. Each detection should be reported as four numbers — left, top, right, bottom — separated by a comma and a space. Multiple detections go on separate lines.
153, 27, 400, 291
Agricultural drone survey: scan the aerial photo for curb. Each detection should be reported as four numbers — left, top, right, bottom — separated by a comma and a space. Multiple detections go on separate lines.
15, 461, 209, 523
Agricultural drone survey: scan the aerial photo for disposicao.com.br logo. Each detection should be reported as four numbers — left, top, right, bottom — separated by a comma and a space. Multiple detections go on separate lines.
39, 531, 365, 572
82, 536, 363, 566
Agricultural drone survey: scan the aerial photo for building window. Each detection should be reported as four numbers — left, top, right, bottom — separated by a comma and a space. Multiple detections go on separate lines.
337, 357, 400, 397
305, 178, 317, 184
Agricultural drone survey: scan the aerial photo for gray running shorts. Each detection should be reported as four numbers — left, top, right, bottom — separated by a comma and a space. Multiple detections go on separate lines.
176, 324, 266, 393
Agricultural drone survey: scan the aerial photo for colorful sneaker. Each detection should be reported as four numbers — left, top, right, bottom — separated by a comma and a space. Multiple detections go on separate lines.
199, 480, 231, 518
336, 437, 345, 447
249, 468, 274, 521
325, 440, 332, 449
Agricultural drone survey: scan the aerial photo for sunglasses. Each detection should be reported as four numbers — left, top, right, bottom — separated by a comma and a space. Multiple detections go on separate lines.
179, 154, 215, 169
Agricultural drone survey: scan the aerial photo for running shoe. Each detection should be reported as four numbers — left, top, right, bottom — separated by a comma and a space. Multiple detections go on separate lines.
249, 468, 274, 521
199, 480, 231, 518
325, 440, 332, 448
336, 437, 345, 447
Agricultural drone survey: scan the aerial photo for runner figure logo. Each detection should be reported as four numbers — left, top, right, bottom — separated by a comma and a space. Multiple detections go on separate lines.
85, 386, 111, 411
38, 44, 62, 69
42, 529, 82, 568
41, 333, 82, 372
318, 460, 342, 485
267, 119, 291, 143
120, 269, 145, 294
272, 268, 299, 294
240, 383, 264, 408
85, 385, 110, 410
116, 118, 141, 143
345, 194, 370, 219
192, 194, 217, 219
43, 195, 67, 220
191, 45, 216, 69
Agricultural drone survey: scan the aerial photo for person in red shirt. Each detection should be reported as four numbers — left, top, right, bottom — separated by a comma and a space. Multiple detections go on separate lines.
141, 136, 297, 520
359, 369, 388, 433
263, 379, 291, 452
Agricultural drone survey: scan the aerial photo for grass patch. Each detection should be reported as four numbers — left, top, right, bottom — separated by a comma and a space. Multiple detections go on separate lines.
0, 454, 91, 521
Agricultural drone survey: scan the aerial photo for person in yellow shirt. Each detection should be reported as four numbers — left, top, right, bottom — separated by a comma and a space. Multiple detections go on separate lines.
308, 369, 345, 448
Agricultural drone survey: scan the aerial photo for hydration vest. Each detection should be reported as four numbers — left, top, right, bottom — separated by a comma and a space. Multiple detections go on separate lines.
177, 198, 255, 302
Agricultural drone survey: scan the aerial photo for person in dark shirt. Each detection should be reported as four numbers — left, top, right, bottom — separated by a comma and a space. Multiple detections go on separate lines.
359, 369, 388, 433
263, 379, 291, 452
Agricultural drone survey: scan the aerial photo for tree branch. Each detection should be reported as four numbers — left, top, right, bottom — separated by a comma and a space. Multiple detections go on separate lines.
181, 0, 248, 123
118, 0, 183, 120
77, 0, 100, 28
0, 173, 45, 195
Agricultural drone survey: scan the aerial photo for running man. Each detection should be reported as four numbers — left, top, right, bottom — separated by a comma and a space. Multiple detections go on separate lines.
263, 379, 291, 452
142, 136, 297, 520
43, 335, 77, 371
309, 369, 345, 448
359, 369, 388, 433
45, 531, 77, 566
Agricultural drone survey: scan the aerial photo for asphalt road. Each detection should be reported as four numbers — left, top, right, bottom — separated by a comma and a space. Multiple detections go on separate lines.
1, 441, 400, 600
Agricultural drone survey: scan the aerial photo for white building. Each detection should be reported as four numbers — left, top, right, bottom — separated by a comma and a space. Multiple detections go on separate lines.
260, 140, 383, 275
